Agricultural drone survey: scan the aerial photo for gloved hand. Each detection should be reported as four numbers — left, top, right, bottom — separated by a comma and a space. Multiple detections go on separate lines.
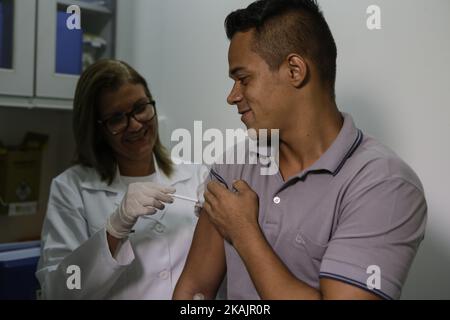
194, 166, 210, 217
194, 184, 205, 217
106, 182, 176, 239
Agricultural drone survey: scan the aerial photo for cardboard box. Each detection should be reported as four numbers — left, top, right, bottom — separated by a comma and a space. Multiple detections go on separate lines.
0, 133, 48, 217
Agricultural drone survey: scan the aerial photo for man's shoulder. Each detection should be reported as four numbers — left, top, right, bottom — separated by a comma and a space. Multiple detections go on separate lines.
346, 134, 424, 192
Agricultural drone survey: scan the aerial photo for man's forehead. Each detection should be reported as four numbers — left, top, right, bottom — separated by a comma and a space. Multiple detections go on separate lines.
228, 31, 261, 74
229, 30, 254, 53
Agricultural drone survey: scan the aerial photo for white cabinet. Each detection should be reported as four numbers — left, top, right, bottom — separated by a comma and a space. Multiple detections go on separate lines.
0, 0, 36, 97
0, 0, 117, 105
36, 0, 116, 99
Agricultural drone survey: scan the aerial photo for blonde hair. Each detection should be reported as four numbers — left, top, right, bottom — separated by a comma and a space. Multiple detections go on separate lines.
72, 59, 173, 184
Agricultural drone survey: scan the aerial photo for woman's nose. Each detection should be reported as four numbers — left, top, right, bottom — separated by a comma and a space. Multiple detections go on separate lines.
127, 116, 144, 132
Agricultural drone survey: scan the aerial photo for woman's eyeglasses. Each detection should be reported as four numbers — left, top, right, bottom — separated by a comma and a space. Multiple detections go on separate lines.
98, 100, 156, 135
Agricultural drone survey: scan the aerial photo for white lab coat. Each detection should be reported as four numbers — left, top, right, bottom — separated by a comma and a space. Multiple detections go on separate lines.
36, 157, 207, 299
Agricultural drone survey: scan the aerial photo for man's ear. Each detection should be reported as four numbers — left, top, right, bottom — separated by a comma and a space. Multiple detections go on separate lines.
285, 54, 308, 88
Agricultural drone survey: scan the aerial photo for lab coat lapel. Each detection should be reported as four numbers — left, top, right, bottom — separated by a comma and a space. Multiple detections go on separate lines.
153, 155, 193, 187
79, 155, 193, 201
79, 167, 123, 194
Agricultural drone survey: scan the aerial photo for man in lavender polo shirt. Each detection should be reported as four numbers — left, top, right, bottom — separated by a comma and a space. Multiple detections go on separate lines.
174, 0, 427, 300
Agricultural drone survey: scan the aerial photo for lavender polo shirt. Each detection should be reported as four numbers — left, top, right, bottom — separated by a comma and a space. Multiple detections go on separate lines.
209, 113, 427, 300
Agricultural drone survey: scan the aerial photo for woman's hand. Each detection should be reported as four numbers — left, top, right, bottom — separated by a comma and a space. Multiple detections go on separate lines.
106, 182, 175, 239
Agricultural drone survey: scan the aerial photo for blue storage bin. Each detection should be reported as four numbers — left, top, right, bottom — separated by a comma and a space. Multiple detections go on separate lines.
0, 0, 14, 69
0, 247, 40, 300
55, 10, 83, 75
0, 240, 40, 253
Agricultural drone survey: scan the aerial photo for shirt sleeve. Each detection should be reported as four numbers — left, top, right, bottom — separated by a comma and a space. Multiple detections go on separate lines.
196, 162, 230, 206
36, 177, 135, 299
319, 177, 427, 299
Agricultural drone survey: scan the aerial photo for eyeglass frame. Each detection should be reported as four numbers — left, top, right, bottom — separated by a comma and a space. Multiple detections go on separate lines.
97, 99, 157, 135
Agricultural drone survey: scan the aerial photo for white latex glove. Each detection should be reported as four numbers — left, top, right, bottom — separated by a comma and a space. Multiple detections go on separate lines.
194, 166, 210, 217
106, 182, 176, 239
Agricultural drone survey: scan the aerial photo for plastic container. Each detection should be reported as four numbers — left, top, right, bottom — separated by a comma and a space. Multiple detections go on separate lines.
0, 246, 40, 300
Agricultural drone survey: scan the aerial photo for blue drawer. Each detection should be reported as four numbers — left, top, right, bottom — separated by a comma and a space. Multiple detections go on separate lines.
0, 247, 40, 300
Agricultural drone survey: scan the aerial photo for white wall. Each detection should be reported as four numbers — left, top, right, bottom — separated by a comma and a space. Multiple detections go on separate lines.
126, 0, 450, 299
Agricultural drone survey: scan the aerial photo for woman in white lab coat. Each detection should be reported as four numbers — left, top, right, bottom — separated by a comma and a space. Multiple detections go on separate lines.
36, 59, 207, 299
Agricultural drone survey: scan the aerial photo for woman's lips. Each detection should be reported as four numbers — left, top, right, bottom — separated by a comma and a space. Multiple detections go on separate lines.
125, 129, 149, 143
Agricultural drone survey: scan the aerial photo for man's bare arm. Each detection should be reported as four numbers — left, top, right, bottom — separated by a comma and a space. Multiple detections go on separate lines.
173, 209, 226, 300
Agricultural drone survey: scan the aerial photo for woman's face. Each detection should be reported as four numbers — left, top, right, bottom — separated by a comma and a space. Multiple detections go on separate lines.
98, 83, 157, 164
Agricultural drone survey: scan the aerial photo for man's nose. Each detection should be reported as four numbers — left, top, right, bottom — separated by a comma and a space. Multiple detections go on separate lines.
227, 83, 243, 105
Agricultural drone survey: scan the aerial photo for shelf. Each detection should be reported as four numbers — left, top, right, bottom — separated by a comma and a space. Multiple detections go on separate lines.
0, 96, 73, 111
57, 0, 112, 15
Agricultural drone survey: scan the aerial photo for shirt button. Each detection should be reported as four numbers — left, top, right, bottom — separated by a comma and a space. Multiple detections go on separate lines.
273, 196, 281, 204
159, 270, 169, 280
155, 223, 165, 233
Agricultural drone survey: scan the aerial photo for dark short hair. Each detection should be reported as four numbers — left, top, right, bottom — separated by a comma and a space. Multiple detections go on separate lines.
73, 59, 173, 184
225, 0, 337, 96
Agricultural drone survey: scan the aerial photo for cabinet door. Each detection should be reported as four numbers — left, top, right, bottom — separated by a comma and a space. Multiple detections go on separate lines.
0, 0, 36, 97
36, 0, 116, 100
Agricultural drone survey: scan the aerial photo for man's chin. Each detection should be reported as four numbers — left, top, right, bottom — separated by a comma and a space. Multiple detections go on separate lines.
245, 125, 259, 140
246, 126, 279, 141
